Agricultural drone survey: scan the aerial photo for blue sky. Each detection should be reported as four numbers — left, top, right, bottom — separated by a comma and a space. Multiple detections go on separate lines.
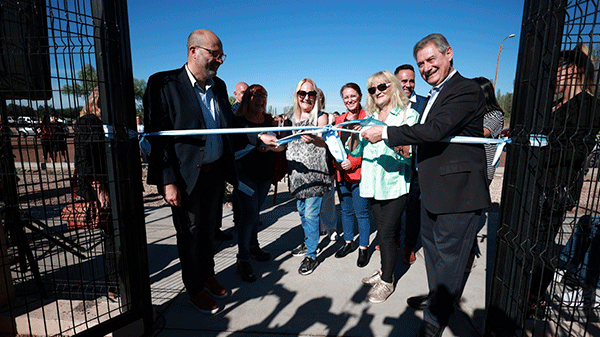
127, 0, 524, 114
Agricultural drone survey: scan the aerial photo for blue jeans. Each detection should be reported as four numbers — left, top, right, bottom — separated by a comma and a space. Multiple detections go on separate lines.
558, 215, 600, 287
336, 180, 371, 247
234, 178, 272, 261
297, 196, 322, 259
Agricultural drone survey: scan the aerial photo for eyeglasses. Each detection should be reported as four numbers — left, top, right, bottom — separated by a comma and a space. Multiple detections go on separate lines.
193, 45, 227, 62
367, 83, 391, 95
297, 90, 317, 99
252, 92, 267, 99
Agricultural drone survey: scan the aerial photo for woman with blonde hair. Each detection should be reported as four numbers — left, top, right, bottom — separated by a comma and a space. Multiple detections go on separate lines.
349, 70, 419, 303
74, 87, 120, 300
286, 78, 332, 276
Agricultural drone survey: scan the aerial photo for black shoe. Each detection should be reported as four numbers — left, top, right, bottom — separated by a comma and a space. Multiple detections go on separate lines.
236, 260, 257, 282
298, 256, 319, 275
408, 294, 430, 310
416, 321, 443, 337
215, 229, 233, 241
357, 248, 370, 267
335, 241, 355, 258
292, 243, 307, 257
250, 247, 271, 261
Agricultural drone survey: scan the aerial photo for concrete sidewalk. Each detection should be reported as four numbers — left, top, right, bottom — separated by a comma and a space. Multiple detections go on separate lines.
144, 178, 499, 337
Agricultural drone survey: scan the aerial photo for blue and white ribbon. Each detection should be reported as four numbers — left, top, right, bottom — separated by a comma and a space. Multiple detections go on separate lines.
104, 119, 548, 168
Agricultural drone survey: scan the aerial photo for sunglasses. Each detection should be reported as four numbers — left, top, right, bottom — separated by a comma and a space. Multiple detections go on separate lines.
368, 83, 391, 95
297, 90, 317, 99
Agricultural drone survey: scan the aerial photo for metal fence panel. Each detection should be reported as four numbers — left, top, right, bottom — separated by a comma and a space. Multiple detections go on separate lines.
487, 0, 600, 336
0, 0, 151, 336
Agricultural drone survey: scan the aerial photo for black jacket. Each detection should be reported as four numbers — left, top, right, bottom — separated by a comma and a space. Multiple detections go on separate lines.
387, 72, 491, 214
144, 65, 236, 195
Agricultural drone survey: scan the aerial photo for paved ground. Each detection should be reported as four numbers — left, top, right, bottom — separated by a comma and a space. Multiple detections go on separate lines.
143, 169, 505, 337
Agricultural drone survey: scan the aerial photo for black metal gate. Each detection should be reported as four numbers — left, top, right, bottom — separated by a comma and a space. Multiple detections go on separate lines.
487, 0, 600, 336
0, 0, 152, 336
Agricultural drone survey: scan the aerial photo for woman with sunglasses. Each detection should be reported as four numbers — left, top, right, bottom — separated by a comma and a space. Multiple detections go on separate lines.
286, 78, 332, 276
333, 83, 371, 267
348, 71, 419, 303
231, 84, 282, 282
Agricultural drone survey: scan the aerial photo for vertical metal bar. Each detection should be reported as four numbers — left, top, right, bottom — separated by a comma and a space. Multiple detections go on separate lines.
89, 0, 153, 334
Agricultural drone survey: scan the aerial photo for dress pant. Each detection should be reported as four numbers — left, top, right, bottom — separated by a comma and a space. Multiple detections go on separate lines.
404, 171, 421, 248
420, 206, 481, 328
320, 176, 337, 233
171, 165, 224, 297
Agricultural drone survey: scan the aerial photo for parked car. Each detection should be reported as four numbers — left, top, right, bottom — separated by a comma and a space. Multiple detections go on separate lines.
18, 126, 36, 138
17, 116, 32, 125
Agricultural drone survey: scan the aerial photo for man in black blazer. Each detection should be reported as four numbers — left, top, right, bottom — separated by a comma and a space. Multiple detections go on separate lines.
363, 34, 490, 336
144, 29, 236, 315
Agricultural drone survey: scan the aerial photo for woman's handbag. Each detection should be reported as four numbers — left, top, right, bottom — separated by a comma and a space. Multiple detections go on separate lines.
60, 201, 109, 230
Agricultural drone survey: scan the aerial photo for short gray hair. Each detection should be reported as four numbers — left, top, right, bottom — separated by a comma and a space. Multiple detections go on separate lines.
413, 33, 452, 65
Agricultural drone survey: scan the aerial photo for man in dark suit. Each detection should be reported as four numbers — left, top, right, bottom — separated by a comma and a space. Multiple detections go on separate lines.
395, 64, 427, 113
362, 33, 490, 336
144, 29, 235, 315
394, 64, 428, 266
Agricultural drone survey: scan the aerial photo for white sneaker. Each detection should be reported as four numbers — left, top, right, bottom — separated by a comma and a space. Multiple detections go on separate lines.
361, 270, 382, 286
367, 277, 395, 303
330, 231, 338, 241
556, 288, 600, 308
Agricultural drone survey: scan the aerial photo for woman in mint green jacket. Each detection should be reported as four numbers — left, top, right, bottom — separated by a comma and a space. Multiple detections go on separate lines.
348, 70, 419, 304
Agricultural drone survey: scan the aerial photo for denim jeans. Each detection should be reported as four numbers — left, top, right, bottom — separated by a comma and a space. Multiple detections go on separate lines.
558, 215, 600, 287
336, 180, 371, 247
297, 196, 323, 259
234, 178, 272, 261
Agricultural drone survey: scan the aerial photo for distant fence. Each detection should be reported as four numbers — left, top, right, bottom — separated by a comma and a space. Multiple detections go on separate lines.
0, 0, 152, 336
487, 0, 600, 336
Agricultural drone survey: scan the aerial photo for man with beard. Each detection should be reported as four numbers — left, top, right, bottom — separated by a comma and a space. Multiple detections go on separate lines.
144, 29, 236, 315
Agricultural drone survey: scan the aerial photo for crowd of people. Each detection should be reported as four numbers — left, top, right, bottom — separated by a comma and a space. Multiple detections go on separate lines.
138, 28, 599, 336
37, 114, 69, 165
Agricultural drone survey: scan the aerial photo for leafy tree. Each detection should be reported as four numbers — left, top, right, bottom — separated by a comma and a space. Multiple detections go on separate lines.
496, 89, 513, 125
61, 64, 98, 98
6, 103, 34, 118
61, 64, 148, 116
134, 78, 146, 116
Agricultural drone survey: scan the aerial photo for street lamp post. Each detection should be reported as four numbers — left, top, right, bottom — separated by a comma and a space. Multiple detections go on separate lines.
494, 33, 516, 89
